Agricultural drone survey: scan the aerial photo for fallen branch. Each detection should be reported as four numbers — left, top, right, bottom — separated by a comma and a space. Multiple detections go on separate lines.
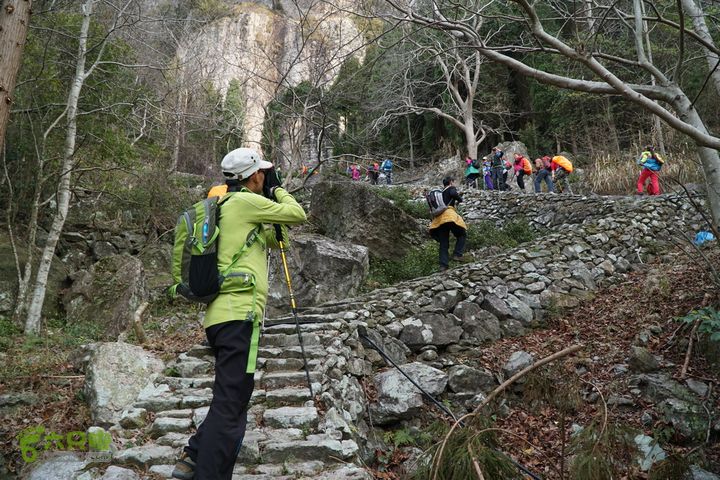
469, 445, 486, 480
680, 319, 700, 379
475, 344, 584, 413
431, 344, 584, 480
702, 383, 713, 444
118, 301, 149, 344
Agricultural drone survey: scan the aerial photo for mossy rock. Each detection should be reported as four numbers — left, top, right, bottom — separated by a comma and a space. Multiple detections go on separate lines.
63, 254, 147, 338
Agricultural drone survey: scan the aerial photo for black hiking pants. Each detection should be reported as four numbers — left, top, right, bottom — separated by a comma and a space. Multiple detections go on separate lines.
431, 223, 467, 268
516, 170, 527, 190
490, 166, 504, 191
185, 320, 255, 480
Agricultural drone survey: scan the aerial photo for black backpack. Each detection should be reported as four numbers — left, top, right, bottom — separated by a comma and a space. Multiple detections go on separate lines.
425, 189, 448, 217
169, 194, 261, 303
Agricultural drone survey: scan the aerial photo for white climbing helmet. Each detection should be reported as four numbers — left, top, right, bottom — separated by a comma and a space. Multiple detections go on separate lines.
220, 147, 273, 180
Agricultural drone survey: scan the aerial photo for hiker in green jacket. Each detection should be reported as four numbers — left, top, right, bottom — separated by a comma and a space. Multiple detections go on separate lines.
173, 148, 307, 480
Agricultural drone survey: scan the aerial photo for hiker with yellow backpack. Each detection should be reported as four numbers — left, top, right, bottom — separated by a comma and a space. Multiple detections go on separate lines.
426, 176, 469, 272
171, 147, 307, 480
636, 145, 664, 196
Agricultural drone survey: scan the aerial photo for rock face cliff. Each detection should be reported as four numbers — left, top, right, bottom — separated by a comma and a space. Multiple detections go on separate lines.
178, 0, 363, 154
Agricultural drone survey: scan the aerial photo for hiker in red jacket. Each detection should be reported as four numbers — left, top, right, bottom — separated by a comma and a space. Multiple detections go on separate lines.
513, 153, 533, 191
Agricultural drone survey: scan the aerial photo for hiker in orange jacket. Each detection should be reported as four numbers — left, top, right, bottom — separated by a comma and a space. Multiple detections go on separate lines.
513, 153, 533, 191
551, 155, 573, 194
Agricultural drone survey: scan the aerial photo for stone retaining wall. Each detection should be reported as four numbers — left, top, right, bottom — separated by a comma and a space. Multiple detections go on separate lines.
291, 192, 710, 458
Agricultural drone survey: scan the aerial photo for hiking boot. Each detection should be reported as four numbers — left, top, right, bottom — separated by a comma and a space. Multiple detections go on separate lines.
172, 453, 196, 480
439, 265, 449, 272
452, 254, 472, 263
635, 191, 644, 196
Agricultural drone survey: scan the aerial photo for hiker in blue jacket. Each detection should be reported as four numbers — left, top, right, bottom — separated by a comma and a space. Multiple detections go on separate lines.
489, 147, 506, 191
381, 158, 393, 185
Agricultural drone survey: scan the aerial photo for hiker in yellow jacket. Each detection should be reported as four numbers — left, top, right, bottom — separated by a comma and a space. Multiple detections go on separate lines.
429, 176, 468, 271
173, 148, 306, 480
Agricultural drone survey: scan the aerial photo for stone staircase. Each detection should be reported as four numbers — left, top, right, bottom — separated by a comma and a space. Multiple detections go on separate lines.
110, 320, 370, 480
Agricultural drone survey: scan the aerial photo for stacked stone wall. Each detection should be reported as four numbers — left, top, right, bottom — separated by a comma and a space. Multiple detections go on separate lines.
290, 192, 710, 457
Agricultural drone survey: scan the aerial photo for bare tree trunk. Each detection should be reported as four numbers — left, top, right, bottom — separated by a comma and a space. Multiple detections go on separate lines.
406, 114, 414, 168
170, 85, 185, 172
605, 99, 621, 153
585, 0, 595, 35
637, 0, 666, 155
0, 0, 33, 150
11, 167, 42, 324
675, 93, 720, 228
681, 0, 720, 96
464, 122, 477, 160
25, 0, 95, 334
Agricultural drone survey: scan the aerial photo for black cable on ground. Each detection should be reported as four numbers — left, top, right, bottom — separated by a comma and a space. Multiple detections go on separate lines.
357, 326, 461, 423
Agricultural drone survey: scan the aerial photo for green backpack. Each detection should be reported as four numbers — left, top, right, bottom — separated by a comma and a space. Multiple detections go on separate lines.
169, 193, 260, 303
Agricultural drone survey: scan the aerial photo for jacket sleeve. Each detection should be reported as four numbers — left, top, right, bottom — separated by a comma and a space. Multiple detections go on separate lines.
246, 188, 307, 225
449, 186, 463, 204
264, 224, 289, 249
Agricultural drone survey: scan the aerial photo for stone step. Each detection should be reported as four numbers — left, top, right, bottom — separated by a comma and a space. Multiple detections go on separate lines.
113, 445, 177, 467
151, 463, 370, 480
261, 435, 359, 464
261, 333, 321, 348
263, 357, 307, 372
159, 376, 214, 390
260, 371, 321, 390
262, 406, 318, 429
252, 460, 325, 477
186, 344, 214, 359
149, 417, 193, 438
265, 386, 313, 406
309, 465, 373, 480
263, 321, 343, 335
258, 345, 326, 360
171, 356, 214, 377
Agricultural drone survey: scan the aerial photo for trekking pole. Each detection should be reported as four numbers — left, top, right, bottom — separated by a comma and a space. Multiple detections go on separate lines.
274, 224, 314, 399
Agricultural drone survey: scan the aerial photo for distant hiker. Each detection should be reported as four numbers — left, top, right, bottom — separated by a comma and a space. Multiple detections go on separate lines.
501, 158, 512, 191
368, 162, 380, 185
551, 155, 574, 194
489, 147, 505, 191
464, 156, 481, 188
513, 153, 533, 191
350, 164, 361, 181
533, 156, 555, 193
172, 148, 307, 480
636, 145, 664, 195
428, 176, 468, 272
482, 157, 494, 190
381, 158, 393, 185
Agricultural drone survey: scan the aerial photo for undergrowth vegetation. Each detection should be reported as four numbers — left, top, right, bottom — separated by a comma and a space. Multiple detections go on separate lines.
366, 219, 536, 287
584, 150, 703, 195
373, 187, 430, 219
0, 314, 106, 382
